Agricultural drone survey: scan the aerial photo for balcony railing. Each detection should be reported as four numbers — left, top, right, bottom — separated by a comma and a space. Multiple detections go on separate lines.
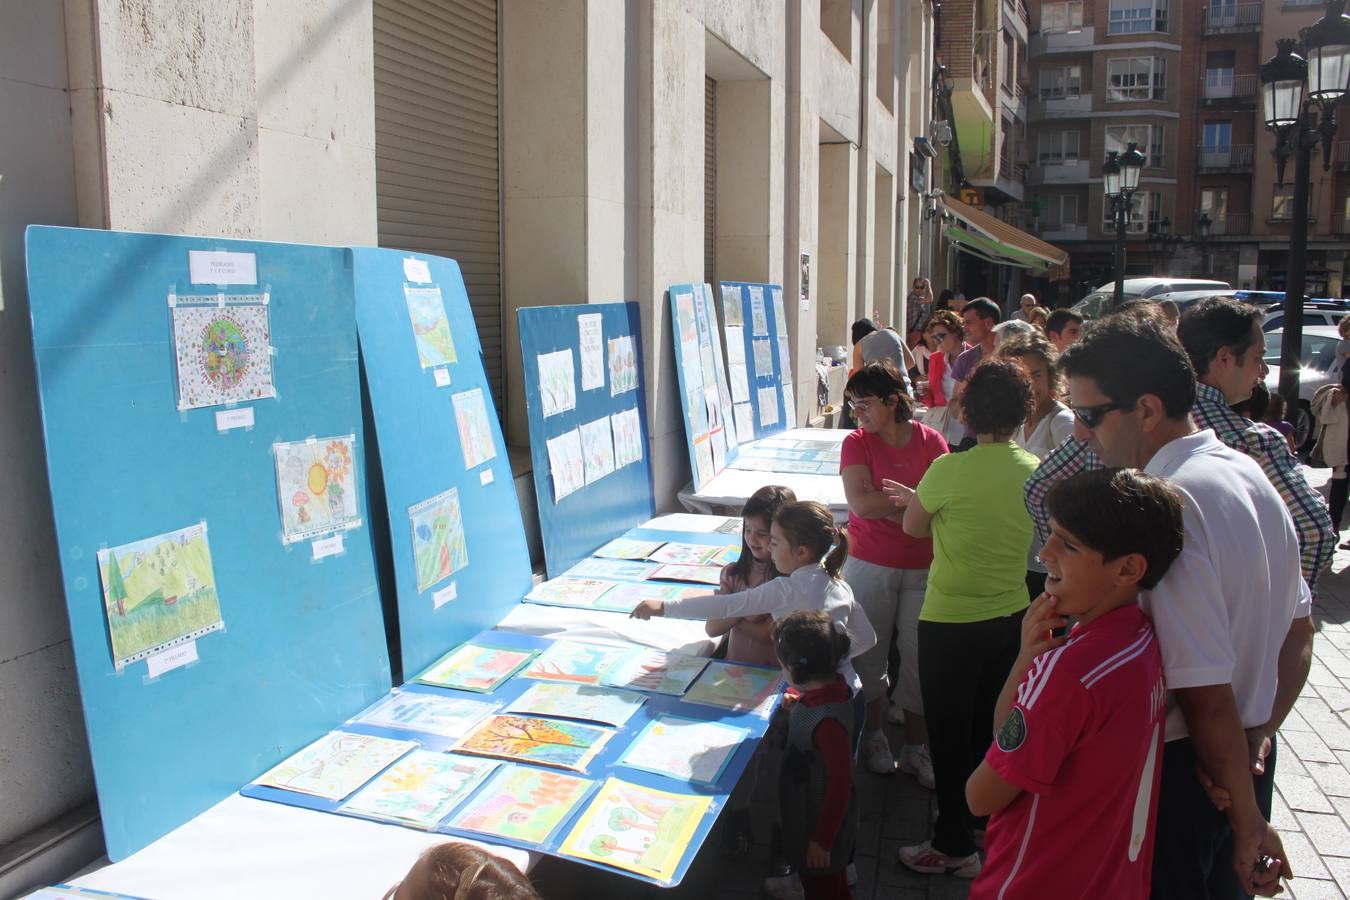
1202, 213, 1251, 235
1202, 3, 1261, 33
1196, 144, 1254, 172
1334, 213, 1350, 236
1029, 159, 1093, 183
1201, 74, 1258, 104
1030, 26, 1095, 55
1031, 94, 1093, 118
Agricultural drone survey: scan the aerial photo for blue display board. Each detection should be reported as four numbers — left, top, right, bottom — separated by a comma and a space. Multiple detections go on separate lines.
351, 249, 531, 677
668, 283, 743, 490
517, 303, 656, 578
241, 630, 780, 888
717, 281, 791, 438
25, 226, 392, 859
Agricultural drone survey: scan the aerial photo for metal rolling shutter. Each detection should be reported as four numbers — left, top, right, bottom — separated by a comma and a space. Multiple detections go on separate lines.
704, 76, 717, 285
374, 0, 503, 404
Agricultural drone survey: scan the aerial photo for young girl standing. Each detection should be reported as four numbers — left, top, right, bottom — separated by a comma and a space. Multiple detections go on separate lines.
775, 610, 857, 900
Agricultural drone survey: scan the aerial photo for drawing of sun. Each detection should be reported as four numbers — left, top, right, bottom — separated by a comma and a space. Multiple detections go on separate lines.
307, 462, 328, 496
200, 316, 249, 388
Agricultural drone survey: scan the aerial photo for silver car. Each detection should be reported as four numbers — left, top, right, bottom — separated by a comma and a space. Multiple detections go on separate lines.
1263, 325, 1345, 449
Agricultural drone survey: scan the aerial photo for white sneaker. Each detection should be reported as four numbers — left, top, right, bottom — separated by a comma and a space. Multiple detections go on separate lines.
762, 872, 804, 900
886, 702, 906, 725
896, 841, 982, 878
898, 743, 936, 790
863, 730, 897, 775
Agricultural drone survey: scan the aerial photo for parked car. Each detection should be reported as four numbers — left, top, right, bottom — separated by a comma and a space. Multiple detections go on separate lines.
1261, 300, 1350, 332
1263, 325, 1345, 449
1235, 290, 1287, 305
1147, 289, 1240, 312
1071, 277, 1232, 319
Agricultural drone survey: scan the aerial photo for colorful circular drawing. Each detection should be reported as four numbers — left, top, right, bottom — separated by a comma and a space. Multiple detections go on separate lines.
201, 317, 249, 389
307, 463, 328, 496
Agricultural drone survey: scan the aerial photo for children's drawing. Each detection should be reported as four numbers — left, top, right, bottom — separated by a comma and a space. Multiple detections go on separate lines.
692, 436, 714, 488
565, 558, 659, 581
771, 288, 787, 337
507, 682, 646, 727
686, 385, 708, 436
610, 407, 644, 469
404, 286, 457, 369
96, 522, 224, 670
354, 690, 497, 740
647, 562, 722, 585
647, 542, 729, 567
618, 715, 750, 786
414, 643, 538, 693
608, 335, 638, 395
451, 388, 498, 469
408, 487, 469, 592
580, 417, 616, 484
782, 382, 797, 429
453, 714, 614, 771
274, 435, 361, 544
546, 429, 586, 502
578, 313, 605, 391
340, 750, 496, 829
525, 577, 617, 608
447, 764, 593, 846
589, 582, 704, 614
724, 327, 747, 367
600, 648, 710, 695
751, 339, 774, 376
683, 661, 783, 717
675, 291, 699, 368
523, 641, 630, 685
594, 537, 665, 560
559, 778, 712, 883
538, 349, 577, 418
734, 403, 755, 440
254, 731, 416, 801
749, 285, 768, 336
171, 301, 276, 410
713, 545, 741, 566
757, 386, 780, 428
714, 517, 743, 535
721, 284, 744, 326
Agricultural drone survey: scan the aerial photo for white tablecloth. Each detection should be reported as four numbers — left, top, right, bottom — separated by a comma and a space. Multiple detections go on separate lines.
678, 428, 849, 523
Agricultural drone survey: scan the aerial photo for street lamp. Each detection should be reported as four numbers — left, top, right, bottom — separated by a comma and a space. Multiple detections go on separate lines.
1103, 142, 1147, 308
1260, 0, 1350, 419
1195, 212, 1214, 275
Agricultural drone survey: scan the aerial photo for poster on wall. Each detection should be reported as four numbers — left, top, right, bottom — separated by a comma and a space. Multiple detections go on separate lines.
171, 298, 276, 411
273, 435, 362, 544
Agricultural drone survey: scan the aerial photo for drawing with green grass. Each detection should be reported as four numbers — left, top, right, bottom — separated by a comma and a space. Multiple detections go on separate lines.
409, 487, 469, 592
96, 522, 224, 669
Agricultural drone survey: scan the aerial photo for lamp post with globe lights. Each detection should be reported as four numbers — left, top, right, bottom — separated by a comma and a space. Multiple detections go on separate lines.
1102, 142, 1146, 309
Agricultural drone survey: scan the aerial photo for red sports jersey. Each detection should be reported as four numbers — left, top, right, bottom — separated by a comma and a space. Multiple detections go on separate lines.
970, 604, 1165, 900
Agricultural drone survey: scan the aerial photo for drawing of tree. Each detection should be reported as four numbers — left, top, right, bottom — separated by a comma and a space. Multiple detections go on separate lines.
106, 550, 127, 616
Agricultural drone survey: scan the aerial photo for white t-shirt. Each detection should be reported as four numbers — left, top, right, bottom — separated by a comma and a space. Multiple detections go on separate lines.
1142, 429, 1310, 741
1016, 402, 1076, 573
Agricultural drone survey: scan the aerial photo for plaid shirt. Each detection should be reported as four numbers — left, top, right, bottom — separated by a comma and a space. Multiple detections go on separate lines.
1024, 382, 1334, 589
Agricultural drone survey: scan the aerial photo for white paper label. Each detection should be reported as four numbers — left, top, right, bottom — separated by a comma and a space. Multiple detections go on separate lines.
433, 582, 458, 608
312, 534, 344, 560
403, 257, 432, 284
215, 407, 255, 432
433, 367, 452, 387
479, 468, 494, 485
189, 250, 257, 285
146, 641, 198, 678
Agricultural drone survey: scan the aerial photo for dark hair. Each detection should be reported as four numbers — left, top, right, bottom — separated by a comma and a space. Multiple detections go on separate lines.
845, 360, 914, 422
937, 288, 955, 307
1045, 308, 1083, 337
774, 610, 850, 685
961, 359, 1032, 437
774, 501, 849, 578
1231, 380, 1271, 420
402, 842, 542, 900
1264, 389, 1286, 422
851, 318, 878, 345
1045, 468, 1184, 590
997, 333, 1062, 398
1176, 297, 1261, 377
1060, 315, 1196, 418
963, 297, 1001, 324
728, 485, 796, 583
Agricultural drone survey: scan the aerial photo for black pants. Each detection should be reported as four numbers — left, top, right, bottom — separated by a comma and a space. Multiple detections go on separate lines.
1150, 737, 1277, 900
1025, 570, 1047, 601
918, 611, 1025, 857
1330, 476, 1348, 532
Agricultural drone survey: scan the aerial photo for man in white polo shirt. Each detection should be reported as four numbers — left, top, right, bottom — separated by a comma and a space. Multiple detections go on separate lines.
1058, 314, 1313, 898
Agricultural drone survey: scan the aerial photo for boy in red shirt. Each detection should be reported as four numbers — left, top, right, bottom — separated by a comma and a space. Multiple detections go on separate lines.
965, 468, 1184, 899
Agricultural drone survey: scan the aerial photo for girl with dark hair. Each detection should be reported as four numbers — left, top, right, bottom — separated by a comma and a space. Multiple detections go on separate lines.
385, 842, 541, 900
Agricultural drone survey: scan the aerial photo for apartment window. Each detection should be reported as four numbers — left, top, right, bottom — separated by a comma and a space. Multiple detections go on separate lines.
1203, 121, 1232, 150
1038, 130, 1082, 162
1107, 57, 1167, 101
1108, 0, 1168, 33
1272, 187, 1294, 221
1002, 31, 1015, 88
1200, 189, 1229, 223
1042, 194, 1081, 228
1105, 124, 1164, 167
1041, 0, 1084, 33
1039, 65, 1083, 99
1104, 190, 1162, 233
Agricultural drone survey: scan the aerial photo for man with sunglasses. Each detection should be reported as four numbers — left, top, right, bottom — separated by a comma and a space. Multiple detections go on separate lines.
1033, 314, 1304, 898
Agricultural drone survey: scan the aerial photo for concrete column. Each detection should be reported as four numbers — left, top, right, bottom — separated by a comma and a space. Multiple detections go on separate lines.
716, 81, 772, 282
818, 140, 859, 350
784, 0, 822, 419
874, 168, 896, 325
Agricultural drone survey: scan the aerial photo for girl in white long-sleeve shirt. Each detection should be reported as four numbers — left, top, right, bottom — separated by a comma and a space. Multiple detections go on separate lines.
631, 500, 876, 696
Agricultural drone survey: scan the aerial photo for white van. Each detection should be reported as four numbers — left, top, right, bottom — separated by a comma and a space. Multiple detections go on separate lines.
1071, 278, 1232, 318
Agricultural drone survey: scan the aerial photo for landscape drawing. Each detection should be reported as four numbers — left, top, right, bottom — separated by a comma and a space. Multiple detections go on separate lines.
453, 714, 614, 771
414, 643, 538, 693
580, 416, 616, 484
96, 522, 225, 669
452, 388, 498, 469
618, 715, 749, 786
647, 542, 727, 567
593, 538, 665, 560
354, 690, 497, 740
447, 764, 593, 846
589, 582, 704, 614
646, 563, 722, 585
171, 301, 276, 410
274, 435, 361, 544
340, 750, 497, 829
404, 286, 457, 369
720, 285, 744, 326
683, 661, 783, 717
560, 778, 712, 883
608, 335, 638, 395
599, 648, 709, 695
523, 641, 631, 685
525, 577, 616, 608
506, 682, 646, 727
564, 558, 658, 582
254, 731, 416, 801
408, 486, 469, 592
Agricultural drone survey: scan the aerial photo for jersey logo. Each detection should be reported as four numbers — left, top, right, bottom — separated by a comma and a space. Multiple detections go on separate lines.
997, 708, 1027, 752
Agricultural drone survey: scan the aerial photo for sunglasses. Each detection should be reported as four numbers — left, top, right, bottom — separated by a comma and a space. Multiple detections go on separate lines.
929, 332, 950, 342
1070, 400, 1132, 429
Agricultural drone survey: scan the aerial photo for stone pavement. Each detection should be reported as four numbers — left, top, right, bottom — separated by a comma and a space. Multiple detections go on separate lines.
533, 470, 1350, 900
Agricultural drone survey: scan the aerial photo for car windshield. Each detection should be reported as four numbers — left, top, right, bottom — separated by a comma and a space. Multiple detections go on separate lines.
1264, 333, 1343, 372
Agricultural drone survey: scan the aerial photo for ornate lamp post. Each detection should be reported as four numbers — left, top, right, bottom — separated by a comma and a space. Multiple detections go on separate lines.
1260, 0, 1350, 417
1102, 142, 1147, 308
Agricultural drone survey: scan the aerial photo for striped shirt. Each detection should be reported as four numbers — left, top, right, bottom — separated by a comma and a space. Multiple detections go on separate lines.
1023, 382, 1334, 590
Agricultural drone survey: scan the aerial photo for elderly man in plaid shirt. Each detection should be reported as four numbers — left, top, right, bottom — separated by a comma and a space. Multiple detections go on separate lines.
1025, 299, 1334, 594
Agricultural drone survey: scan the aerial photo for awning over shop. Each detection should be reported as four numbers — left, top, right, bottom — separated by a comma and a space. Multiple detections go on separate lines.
942, 195, 1070, 280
